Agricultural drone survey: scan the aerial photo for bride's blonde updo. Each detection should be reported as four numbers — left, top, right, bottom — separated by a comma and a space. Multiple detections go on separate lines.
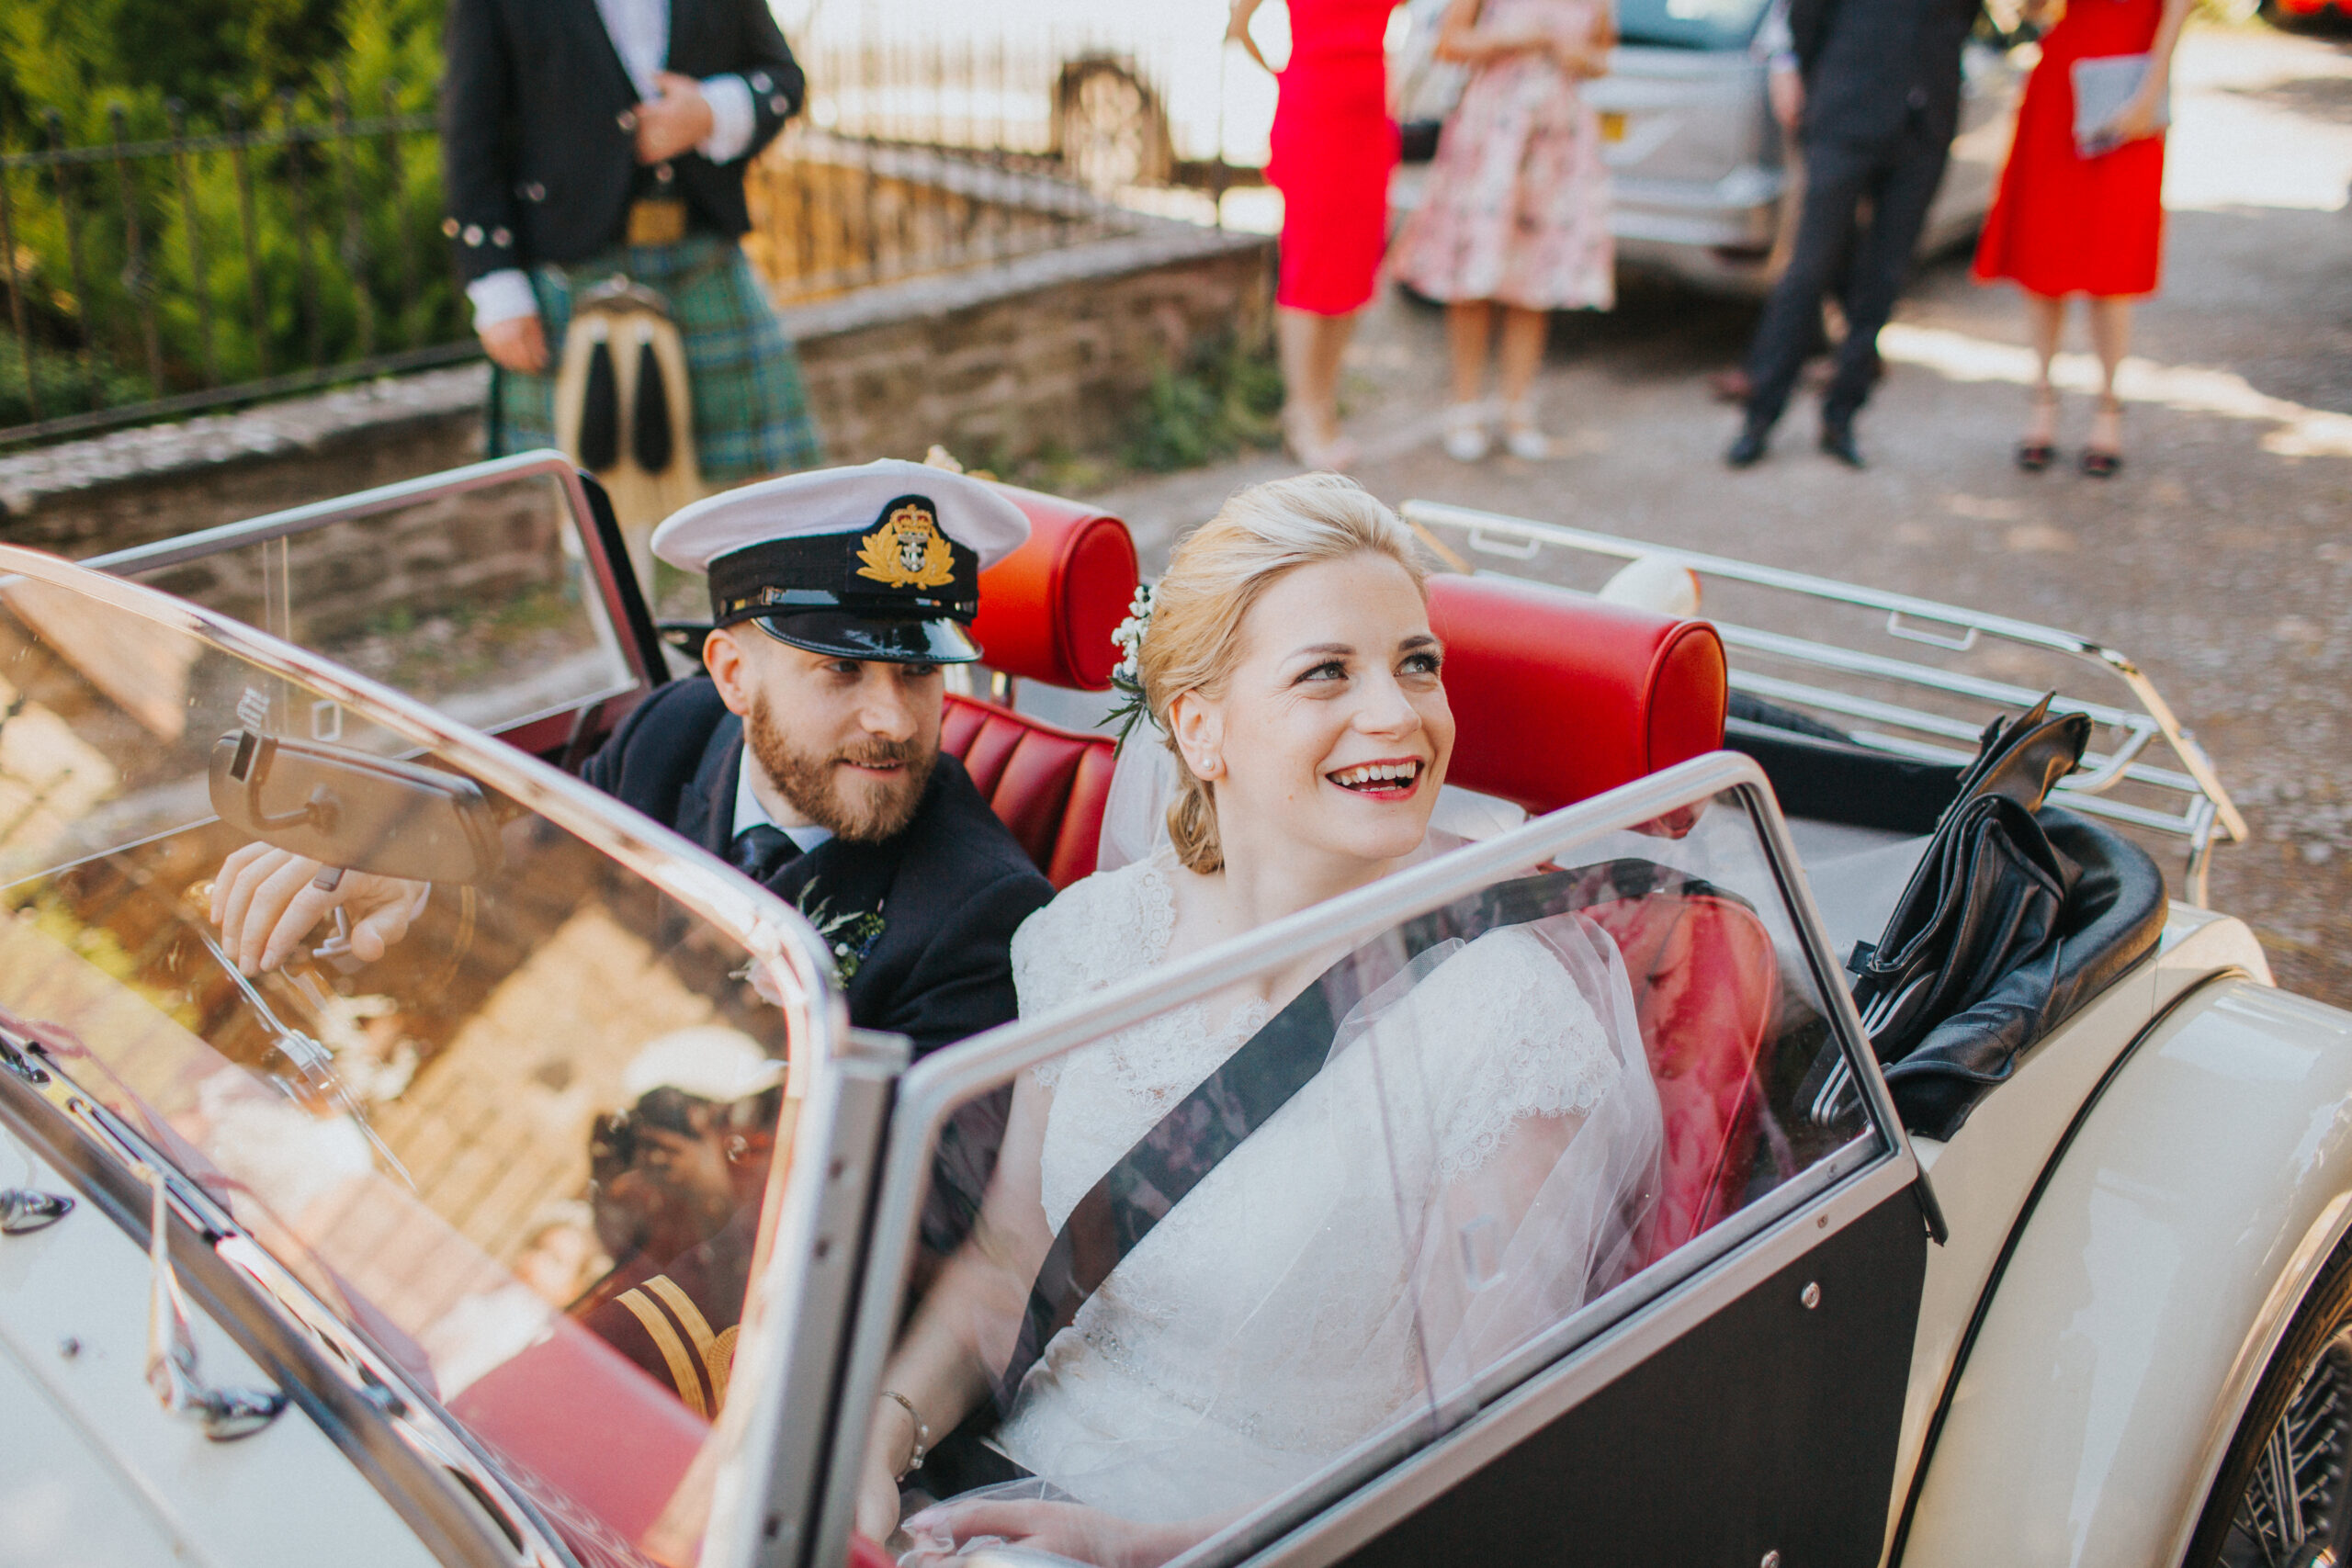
1139, 473, 1430, 874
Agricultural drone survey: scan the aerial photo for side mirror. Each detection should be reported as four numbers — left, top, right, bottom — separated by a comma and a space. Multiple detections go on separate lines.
208, 730, 505, 885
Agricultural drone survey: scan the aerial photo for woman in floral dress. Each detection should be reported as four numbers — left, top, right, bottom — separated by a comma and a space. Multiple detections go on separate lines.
1392, 0, 1615, 461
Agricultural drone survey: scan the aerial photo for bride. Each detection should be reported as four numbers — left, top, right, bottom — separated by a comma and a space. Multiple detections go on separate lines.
858, 475, 1662, 1565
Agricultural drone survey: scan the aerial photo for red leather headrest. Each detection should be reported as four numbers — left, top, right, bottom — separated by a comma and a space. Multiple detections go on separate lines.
1429, 573, 1727, 815
971, 484, 1139, 691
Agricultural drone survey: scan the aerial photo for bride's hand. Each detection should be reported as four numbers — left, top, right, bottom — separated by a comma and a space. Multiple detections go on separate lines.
900, 1498, 1198, 1568
854, 1398, 913, 1543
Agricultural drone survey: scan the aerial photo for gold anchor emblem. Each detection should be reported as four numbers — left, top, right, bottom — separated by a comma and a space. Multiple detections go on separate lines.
854, 502, 956, 590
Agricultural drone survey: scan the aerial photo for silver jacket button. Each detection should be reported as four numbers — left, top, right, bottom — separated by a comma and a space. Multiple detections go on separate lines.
616, 108, 639, 132
461, 223, 483, 246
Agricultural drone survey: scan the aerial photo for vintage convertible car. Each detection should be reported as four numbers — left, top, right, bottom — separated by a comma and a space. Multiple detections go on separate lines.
0, 451, 2344, 1568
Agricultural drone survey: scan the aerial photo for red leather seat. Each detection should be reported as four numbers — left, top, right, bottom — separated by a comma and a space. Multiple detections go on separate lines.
944, 485, 1138, 889
1426, 572, 1728, 813
944, 694, 1116, 889
972, 483, 1139, 693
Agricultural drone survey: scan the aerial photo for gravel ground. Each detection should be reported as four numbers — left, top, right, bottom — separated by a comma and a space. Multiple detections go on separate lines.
1083, 18, 2352, 1008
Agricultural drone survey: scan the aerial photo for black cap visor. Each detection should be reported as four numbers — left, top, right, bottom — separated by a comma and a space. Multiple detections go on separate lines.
751, 610, 981, 664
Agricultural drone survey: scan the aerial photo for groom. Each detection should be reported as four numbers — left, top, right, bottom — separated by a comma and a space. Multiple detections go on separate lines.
216, 460, 1053, 1066
585, 460, 1054, 1062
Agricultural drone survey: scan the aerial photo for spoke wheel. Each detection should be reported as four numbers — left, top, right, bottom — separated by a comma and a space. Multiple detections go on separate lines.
2191, 1240, 2352, 1568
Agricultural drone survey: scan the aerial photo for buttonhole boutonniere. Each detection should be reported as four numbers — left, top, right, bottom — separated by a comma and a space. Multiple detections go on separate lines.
796, 880, 886, 983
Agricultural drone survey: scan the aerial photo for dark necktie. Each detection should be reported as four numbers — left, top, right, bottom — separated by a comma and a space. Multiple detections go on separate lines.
730, 824, 799, 884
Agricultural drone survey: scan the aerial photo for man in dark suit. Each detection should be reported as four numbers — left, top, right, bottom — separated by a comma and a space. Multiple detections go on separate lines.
442, 0, 821, 483
582, 460, 1055, 1062
214, 460, 1051, 1066
1725, 0, 1983, 469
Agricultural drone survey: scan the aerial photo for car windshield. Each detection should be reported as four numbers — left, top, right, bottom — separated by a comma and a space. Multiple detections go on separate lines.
0, 566, 807, 1566
99, 458, 645, 744
857, 778, 1879, 1567
1617, 0, 1770, 51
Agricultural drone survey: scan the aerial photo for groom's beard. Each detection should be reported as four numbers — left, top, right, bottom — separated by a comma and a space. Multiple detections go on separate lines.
748, 694, 934, 843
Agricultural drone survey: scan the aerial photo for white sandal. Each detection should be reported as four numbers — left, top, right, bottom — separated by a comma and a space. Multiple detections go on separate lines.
1442, 402, 1492, 463
1500, 401, 1551, 460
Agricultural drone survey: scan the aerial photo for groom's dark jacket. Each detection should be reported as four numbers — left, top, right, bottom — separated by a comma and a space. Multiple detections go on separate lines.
582, 676, 1053, 1060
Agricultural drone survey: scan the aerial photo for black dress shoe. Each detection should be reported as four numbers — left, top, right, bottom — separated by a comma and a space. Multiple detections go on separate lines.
1819, 420, 1865, 468
1725, 422, 1770, 468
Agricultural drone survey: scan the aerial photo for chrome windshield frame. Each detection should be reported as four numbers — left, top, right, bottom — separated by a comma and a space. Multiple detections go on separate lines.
84, 449, 668, 753
0, 543, 858, 1568
814, 750, 1926, 1568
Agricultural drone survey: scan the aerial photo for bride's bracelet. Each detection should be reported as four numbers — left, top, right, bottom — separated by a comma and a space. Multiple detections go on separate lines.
882, 1390, 930, 1481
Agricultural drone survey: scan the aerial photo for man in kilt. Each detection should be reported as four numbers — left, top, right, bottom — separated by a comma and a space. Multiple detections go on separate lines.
441, 0, 823, 481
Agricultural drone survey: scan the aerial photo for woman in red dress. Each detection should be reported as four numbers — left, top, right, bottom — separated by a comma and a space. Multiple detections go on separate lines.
1230, 0, 1404, 468
1973, 0, 2192, 476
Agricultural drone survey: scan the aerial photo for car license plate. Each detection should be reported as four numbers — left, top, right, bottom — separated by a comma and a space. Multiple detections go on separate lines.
1600, 111, 1627, 141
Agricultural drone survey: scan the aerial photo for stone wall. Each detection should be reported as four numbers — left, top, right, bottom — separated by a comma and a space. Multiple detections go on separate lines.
0, 218, 1273, 560
788, 222, 1273, 468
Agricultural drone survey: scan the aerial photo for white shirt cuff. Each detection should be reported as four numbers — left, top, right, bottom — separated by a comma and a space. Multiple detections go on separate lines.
698, 73, 757, 164
466, 269, 539, 330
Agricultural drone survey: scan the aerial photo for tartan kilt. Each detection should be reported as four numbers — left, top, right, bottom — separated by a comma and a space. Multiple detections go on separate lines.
489, 235, 822, 482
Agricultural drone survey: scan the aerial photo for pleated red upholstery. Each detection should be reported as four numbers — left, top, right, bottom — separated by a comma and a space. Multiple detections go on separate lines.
944, 693, 1116, 890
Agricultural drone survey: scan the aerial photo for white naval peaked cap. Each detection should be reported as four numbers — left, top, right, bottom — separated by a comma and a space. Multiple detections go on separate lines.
650, 458, 1032, 575
620, 1026, 784, 1104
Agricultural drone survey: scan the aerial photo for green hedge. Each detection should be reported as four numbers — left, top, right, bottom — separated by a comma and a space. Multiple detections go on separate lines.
0, 0, 461, 427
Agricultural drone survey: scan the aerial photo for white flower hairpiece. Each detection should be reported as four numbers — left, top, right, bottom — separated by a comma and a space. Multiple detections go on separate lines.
1102, 584, 1155, 752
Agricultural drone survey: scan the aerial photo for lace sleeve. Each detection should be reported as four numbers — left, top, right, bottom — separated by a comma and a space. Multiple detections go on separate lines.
1011, 861, 1171, 1091
1406, 926, 1622, 1179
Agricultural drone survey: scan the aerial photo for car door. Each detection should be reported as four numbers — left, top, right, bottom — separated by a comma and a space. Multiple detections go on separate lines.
86, 452, 670, 767
786, 752, 1934, 1568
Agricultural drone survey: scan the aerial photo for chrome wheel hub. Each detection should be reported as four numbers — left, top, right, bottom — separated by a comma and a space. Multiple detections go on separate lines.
2231, 1334, 2352, 1568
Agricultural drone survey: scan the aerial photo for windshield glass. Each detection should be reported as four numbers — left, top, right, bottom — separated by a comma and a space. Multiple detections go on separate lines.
0, 569, 798, 1565
105, 463, 640, 740
856, 784, 1874, 1567
1617, 0, 1770, 51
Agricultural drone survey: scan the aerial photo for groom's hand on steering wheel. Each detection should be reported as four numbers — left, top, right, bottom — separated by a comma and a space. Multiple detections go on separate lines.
210, 843, 426, 975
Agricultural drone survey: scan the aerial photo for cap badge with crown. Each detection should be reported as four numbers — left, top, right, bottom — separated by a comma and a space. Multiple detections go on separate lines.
856, 501, 957, 591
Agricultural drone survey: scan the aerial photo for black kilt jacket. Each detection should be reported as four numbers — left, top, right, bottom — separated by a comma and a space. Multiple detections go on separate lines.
581, 677, 1053, 1061
438, 0, 805, 284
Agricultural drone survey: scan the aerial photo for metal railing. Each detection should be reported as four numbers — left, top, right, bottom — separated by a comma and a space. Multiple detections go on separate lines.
1402, 500, 2249, 905
0, 91, 465, 448
0, 42, 1190, 450
749, 128, 1133, 305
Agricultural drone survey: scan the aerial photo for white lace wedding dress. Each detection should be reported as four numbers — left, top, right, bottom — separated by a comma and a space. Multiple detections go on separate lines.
985, 851, 1663, 1526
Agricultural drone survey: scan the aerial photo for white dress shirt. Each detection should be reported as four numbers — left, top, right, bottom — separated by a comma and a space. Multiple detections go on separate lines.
468, 0, 760, 328
732, 753, 835, 855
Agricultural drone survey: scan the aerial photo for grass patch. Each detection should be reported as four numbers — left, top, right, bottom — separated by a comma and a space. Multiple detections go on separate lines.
1123, 331, 1284, 474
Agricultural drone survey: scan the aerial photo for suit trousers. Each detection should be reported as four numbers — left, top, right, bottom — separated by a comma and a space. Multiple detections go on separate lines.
1744, 121, 1953, 429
